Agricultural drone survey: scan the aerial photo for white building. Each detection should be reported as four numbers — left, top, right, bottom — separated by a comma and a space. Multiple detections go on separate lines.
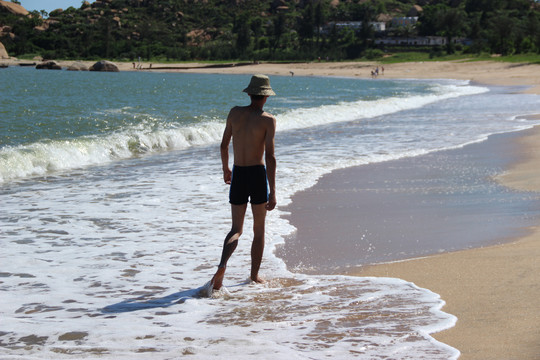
375, 36, 469, 46
390, 17, 418, 28
326, 21, 386, 33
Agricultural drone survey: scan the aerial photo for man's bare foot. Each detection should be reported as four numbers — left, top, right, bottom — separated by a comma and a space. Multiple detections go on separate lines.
250, 275, 265, 284
210, 267, 226, 290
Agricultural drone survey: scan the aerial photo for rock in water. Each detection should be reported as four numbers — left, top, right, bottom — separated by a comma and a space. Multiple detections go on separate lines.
67, 62, 89, 71
0, 41, 8, 59
36, 60, 62, 70
89, 60, 119, 72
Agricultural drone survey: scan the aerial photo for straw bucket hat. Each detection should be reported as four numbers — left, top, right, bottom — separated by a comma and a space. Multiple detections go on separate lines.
243, 74, 276, 96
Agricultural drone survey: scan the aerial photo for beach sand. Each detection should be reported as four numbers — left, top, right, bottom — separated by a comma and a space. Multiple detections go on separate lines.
22, 58, 539, 94
142, 59, 540, 93
168, 59, 539, 358
10, 58, 540, 358
137, 59, 540, 359
279, 127, 540, 360
171, 60, 538, 359
352, 129, 540, 360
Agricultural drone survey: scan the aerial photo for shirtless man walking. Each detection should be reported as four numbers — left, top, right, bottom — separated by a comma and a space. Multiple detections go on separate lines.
210, 74, 277, 290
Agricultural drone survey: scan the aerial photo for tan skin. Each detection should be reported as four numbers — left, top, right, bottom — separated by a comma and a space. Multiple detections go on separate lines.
210, 95, 276, 290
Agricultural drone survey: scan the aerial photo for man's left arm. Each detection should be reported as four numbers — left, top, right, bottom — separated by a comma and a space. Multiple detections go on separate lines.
265, 115, 277, 211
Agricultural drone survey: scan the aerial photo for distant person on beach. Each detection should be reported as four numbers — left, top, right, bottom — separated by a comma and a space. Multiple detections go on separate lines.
210, 74, 277, 290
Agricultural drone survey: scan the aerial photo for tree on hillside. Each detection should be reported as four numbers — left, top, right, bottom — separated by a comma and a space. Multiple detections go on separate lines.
270, 13, 286, 56
234, 12, 252, 58
298, 1, 315, 50
523, 10, 540, 53
487, 10, 518, 55
314, 0, 329, 48
418, 4, 467, 53
1, 0, 540, 61
357, 3, 376, 53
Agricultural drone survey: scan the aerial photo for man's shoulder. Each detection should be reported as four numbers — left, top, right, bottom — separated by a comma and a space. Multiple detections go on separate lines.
229, 105, 245, 113
261, 111, 276, 124
229, 105, 252, 116
259, 109, 275, 119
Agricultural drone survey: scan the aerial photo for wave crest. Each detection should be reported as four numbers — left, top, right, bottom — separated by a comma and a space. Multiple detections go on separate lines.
0, 122, 223, 183
0, 82, 487, 183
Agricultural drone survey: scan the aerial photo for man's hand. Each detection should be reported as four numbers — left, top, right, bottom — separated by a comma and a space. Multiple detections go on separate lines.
223, 168, 232, 184
265, 193, 276, 211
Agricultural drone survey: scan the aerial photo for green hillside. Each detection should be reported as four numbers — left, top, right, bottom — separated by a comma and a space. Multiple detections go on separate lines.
1, 0, 539, 61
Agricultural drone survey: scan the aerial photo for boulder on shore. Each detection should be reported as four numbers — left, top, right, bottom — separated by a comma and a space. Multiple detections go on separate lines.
0, 41, 8, 59
67, 61, 89, 71
36, 60, 62, 70
89, 60, 119, 72
0, 0, 29, 16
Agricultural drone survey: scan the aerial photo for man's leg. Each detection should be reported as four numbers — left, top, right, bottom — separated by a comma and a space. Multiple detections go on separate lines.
250, 203, 267, 283
211, 203, 247, 290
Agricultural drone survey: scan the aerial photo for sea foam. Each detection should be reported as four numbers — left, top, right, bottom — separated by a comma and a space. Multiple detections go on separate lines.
0, 81, 487, 184
2, 72, 540, 359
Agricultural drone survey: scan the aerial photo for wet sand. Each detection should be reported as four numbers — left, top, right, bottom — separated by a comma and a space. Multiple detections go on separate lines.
141, 59, 540, 359
357, 224, 540, 360
354, 127, 540, 360
278, 125, 540, 360
277, 130, 539, 275
166, 59, 540, 359
8, 58, 540, 358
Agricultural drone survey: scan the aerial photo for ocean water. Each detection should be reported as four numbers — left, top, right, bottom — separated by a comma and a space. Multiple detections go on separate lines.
1, 67, 540, 359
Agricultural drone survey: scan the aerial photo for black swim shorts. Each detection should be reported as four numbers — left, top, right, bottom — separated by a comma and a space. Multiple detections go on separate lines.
229, 165, 269, 205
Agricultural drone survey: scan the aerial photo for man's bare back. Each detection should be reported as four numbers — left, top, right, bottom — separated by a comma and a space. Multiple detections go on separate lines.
220, 101, 276, 210
229, 106, 273, 166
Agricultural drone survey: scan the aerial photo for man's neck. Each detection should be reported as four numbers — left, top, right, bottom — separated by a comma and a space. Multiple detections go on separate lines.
249, 102, 265, 111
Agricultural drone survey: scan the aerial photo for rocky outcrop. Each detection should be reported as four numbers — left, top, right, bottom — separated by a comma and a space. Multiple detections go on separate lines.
34, 19, 60, 32
89, 60, 119, 72
407, 5, 423, 17
0, 41, 8, 59
36, 60, 62, 70
0, 0, 29, 16
186, 29, 212, 46
49, 9, 63, 17
67, 61, 89, 71
0, 25, 14, 38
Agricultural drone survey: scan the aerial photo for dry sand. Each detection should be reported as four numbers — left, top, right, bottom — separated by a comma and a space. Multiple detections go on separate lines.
181, 59, 539, 359
121, 59, 540, 359
357, 124, 540, 358
134, 59, 540, 93
9, 57, 540, 359
169, 59, 539, 359
15, 58, 539, 93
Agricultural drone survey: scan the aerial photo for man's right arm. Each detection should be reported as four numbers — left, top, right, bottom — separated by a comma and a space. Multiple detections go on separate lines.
221, 109, 234, 184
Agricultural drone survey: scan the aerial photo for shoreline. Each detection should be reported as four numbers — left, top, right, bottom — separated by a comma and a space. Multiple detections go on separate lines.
356, 226, 540, 360
6, 58, 540, 358
114, 60, 540, 358
180, 60, 539, 358
277, 128, 540, 276
195, 60, 540, 358
355, 126, 540, 360
4, 58, 540, 93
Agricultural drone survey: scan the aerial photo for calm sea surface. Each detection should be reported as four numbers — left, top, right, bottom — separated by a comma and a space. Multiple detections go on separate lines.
1, 67, 540, 359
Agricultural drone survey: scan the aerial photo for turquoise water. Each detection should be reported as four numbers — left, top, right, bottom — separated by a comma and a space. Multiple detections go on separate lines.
1, 68, 431, 148
1, 67, 540, 359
